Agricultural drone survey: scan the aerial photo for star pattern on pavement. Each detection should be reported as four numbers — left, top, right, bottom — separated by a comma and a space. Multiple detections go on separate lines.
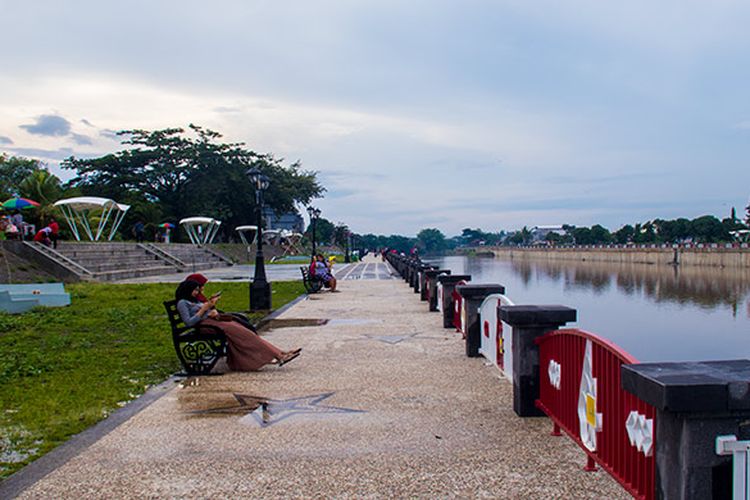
190, 392, 366, 427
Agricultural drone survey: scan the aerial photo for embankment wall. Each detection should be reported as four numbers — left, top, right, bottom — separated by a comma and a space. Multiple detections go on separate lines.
485, 246, 750, 268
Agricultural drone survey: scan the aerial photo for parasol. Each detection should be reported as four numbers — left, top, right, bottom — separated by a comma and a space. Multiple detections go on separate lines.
2, 197, 40, 210
158, 223, 175, 229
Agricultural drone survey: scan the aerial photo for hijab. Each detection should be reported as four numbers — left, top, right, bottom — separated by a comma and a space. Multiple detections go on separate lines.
175, 280, 201, 303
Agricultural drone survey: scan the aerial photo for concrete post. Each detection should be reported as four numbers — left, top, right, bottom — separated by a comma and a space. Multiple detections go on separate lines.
499, 305, 577, 417
622, 360, 750, 499
437, 274, 472, 328
419, 265, 434, 301
456, 284, 505, 357
425, 269, 451, 311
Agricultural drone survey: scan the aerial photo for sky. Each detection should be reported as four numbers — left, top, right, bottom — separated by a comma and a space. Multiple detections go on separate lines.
1, 0, 749, 236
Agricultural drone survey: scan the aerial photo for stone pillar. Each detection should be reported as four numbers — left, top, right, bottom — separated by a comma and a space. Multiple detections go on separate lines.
425, 269, 451, 311
409, 259, 422, 291
437, 275, 472, 328
622, 360, 750, 499
499, 305, 577, 417
419, 265, 435, 301
456, 284, 505, 357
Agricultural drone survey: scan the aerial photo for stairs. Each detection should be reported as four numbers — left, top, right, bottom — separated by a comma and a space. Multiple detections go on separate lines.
19, 242, 233, 282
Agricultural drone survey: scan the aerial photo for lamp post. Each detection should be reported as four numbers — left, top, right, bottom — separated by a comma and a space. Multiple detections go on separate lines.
307, 206, 321, 257
247, 165, 271, 311
344, 230, 351, 263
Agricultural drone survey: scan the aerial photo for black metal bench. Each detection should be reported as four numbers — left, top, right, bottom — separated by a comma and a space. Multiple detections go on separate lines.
163, 299, 227, 375
300, 266, 324, 294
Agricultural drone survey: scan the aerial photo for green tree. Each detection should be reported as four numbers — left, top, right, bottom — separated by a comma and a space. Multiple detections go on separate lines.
614, 224, 634, 244
18, 169, 65, 225
690, 215, 729, 243
589, 224, 612, 244
0, 154, 43, 199
63, 125, 324, 241
417, 228, 447, 253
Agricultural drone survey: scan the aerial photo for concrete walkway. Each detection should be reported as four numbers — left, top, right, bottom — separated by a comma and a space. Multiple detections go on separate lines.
15, 256, 627, 498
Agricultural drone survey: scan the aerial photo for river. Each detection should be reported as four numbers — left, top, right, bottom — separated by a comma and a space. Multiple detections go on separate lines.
430, 255, 750, 363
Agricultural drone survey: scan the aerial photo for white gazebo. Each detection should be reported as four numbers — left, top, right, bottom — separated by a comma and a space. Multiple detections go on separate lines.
53, 196, 130, 241
179, 217, 221, 245
235, 225, 258, 245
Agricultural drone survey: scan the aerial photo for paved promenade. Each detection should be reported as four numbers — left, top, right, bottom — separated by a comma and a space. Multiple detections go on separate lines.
13, 256, 626, 498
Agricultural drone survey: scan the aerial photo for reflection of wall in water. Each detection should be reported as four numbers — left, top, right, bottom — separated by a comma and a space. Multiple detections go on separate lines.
507, 258, 750, 314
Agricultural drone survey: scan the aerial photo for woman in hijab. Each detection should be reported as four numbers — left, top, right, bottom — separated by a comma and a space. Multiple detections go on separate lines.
175, 280, 301, 371
184, 273, 254, 329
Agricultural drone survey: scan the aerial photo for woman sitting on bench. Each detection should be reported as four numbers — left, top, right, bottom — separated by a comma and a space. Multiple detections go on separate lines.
314, 253, 338, 292
175, 280, 301, 371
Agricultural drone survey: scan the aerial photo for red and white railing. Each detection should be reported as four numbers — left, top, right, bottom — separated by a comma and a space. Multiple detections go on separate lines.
478, 293, 514, 380
536, 328, 656, 500
451, 280, 469, 334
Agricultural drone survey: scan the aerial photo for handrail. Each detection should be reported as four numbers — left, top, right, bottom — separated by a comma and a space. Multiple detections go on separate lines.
139, 243, 186, 268
203, 245, 234, 265
535, 328, 655, 500
22, 241, 93, 276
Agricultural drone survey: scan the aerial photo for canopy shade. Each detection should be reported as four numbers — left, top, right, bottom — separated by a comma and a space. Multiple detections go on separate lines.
53, 196, 130, 241
179, 217, 221, 245
236, 225, 258, 245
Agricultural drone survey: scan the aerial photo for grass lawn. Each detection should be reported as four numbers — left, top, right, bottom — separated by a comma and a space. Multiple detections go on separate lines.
0, 279, 305, 480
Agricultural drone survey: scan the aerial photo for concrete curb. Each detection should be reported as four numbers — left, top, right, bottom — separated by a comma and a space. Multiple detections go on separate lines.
0, 376, 181, 499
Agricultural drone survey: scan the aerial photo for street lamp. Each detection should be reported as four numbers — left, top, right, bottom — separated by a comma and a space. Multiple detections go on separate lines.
247, 165, 271, 311
306, 206, 321, 256
344, 230, 351, 263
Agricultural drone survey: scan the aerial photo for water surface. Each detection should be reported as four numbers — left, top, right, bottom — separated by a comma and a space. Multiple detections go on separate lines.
432, 255, 750, 362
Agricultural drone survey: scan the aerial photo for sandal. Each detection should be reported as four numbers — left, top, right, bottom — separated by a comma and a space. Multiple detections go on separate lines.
278, 351, 301, 367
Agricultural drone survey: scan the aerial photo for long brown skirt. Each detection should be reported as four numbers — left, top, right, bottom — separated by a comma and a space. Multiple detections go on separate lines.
200, 318, 282, 371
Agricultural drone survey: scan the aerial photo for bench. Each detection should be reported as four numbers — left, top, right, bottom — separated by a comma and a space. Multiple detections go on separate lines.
163, 300, 227, 375
300, 266, 324, 294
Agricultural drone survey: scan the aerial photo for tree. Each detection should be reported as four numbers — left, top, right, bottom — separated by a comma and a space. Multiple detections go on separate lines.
689, 215, 728, 243
614, 225, 634, 244
63, 125, 324, 241
589, 224, 612, 244
416, 228, 446, 253
18, 169, 65, 225
0, 154, 43, 199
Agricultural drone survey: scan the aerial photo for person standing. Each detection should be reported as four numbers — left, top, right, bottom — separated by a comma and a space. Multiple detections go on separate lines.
48, 217, 60, 249
11, 211, 23, 238
132, 220, 145, 243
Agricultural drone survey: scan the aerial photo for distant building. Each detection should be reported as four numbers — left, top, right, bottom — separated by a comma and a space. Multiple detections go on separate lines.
262, 208, 304, 233
531, 225, 565, 241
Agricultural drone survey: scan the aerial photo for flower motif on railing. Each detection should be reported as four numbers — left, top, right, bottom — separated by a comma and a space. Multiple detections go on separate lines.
548, 359, 562, 390
625, 411, 654, 456
578, 339, 603, 452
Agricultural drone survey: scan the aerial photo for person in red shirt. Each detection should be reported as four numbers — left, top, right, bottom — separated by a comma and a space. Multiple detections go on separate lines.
48, 218, 60, 248
33, 227, 52, 247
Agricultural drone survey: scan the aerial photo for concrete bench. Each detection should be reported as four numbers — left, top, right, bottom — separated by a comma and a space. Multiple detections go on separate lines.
0, 283, 71, 314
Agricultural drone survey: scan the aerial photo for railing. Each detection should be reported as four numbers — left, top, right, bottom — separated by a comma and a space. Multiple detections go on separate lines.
478, 293, 514, 379
717, 435, 750, 500
535, 328, 655, 500
450, 280, 469, 334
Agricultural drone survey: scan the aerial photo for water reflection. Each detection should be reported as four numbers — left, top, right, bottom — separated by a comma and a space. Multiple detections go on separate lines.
508, 259, 750, 316
437, 255, 750, 362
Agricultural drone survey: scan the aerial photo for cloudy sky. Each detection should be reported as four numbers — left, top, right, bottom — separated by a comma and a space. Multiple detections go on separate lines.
1, 0, 749, 236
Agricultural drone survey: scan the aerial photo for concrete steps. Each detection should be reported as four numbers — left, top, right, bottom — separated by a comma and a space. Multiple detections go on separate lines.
47, 242, 231, 282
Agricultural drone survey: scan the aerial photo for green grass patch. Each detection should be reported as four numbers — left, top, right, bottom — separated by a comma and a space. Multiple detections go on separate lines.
0, 280, 305, 480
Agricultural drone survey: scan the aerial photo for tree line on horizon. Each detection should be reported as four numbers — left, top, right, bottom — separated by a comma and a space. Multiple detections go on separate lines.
355, 209, 750, 255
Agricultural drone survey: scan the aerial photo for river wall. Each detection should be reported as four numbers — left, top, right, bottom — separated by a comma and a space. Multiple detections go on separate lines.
482, 245, 750, 268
